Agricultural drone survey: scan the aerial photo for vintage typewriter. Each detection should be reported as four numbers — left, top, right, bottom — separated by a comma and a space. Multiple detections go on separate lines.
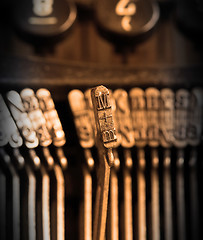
0, 0, 203, 240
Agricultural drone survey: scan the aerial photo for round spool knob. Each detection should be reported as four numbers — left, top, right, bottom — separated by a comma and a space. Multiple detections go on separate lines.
95, 0, 160, 43
13, 0, 77, 40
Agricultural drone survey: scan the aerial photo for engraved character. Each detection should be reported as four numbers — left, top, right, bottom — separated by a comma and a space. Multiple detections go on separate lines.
96, 94, 111, 110
103, 129, 116, 143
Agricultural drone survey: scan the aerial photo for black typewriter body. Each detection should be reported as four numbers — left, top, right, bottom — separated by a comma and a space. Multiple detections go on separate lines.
0, 1, 203, 240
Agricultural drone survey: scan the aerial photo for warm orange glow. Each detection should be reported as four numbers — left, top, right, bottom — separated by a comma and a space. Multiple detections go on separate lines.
56, 130, 64, 139
114, 157, 120, 169
60, 157, 68, 168
139, 158, 146, 169
34, 155, 41, 166
47, 155, 54, 166
126, 156, 133, 168
87, 157, 94, 168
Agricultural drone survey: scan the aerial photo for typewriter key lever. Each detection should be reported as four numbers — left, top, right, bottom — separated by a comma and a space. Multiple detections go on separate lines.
114, 89, 134, 240
36, 88, 67, 169
108, 91, 121, 240
174, 89, 190, 240
36, 89, 66, 240
8, 90, 52, 240
146, 87, 161, 240
0, 94, 24, 168
6, 91, 41, 167
0, 95, 22, 240
20, 88, 54, 167
68, 89, 95, 240
129, 88, 147, 240
160, 88, 175, 240
91, 85, 117, 240
187, 88, 202, 240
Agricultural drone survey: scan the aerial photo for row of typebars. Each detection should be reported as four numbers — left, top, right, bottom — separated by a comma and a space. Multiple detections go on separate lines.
0, 86, 202, 240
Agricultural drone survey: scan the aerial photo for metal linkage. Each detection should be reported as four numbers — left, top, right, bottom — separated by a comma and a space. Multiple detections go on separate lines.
146, 87, 161, 240
0, 166, 6, 240
68, 89, 95, 240
20, 88, 54, 167
8, 89, 51, 240
0, 94, 23, 149
174, 89, 190, 240
160, 88, 175, 240
105, 90, 121, 240
20, 88, 54, 240
36, 89, 67, 169
7, 91, 44, 240
2, 85, 202, 240
91, 85, 117, 240
35, 88, 66, 240
113, 89, 134, 240
0, 94, 23, 240
129, 88, 147, 240
187, 88, 203, 240
36, 88, 67, 240
0, 148, 21, 240
6, 91, 41, 169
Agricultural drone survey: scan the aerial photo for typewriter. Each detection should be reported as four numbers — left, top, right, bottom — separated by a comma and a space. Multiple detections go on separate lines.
0, 0, 203, 240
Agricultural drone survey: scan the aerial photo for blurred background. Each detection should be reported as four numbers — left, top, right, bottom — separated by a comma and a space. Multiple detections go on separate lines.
0, 1, 203, 240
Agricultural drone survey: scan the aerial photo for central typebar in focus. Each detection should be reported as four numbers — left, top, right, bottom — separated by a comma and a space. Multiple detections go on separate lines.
93, 86, 117, 147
